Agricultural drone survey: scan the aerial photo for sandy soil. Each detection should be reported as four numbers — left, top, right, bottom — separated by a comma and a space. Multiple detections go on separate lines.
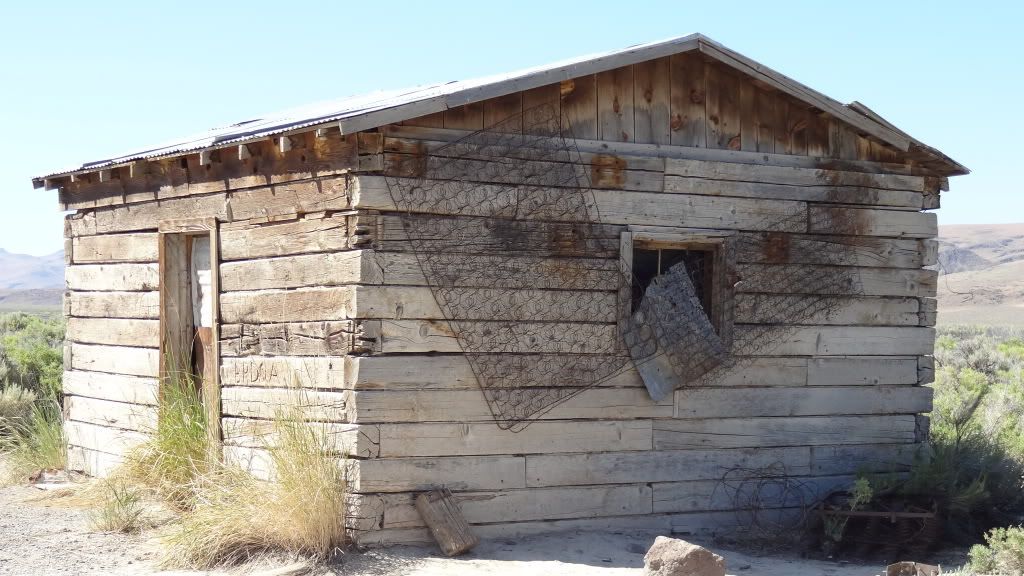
334, 530, 899, 576
2, 481, 962, 576
0, 483, 159, 576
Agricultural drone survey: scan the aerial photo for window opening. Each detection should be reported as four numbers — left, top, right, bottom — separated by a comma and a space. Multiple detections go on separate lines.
632, 247, 715, 321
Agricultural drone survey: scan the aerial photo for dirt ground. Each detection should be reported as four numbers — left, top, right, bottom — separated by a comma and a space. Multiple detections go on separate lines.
0, 483, 966, 576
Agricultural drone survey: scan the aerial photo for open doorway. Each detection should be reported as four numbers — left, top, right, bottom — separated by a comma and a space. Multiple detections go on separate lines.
159, 219, 221, 449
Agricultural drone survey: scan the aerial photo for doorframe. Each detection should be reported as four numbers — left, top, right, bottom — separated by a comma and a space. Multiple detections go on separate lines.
158, 217, 222, 454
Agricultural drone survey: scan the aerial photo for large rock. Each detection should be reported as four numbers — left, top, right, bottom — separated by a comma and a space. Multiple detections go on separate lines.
642, 536, 726, 576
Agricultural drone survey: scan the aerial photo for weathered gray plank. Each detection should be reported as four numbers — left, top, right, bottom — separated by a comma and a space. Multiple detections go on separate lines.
376, 420, 651, 457
526, 447, 811, 487
68, 343, 159, 377
653, 415, 917, 449
219, 214, 352, 261
71, 232, 159, 263
63, 370, 159, 406
674, 386, 932, 419
352, 456, 527, 493
66, 291, 160, 319
66, 263, 159, 292
65, 317, 159, 347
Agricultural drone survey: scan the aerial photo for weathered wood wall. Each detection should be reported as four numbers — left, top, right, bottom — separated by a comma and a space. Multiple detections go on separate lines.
60, 61, 940, 544
401, 55, 932, 169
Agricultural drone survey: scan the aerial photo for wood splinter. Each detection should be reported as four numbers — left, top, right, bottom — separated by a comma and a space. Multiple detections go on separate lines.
415, 488, 478, 556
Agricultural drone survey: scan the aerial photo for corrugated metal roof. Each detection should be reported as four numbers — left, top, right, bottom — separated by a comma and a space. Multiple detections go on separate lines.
33, 33, 966, 184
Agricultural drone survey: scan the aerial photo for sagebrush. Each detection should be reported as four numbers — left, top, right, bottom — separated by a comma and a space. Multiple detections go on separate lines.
967, 525, 1024, 575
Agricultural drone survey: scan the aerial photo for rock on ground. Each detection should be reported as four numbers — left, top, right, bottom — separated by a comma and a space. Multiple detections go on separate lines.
642, 536, 725, 576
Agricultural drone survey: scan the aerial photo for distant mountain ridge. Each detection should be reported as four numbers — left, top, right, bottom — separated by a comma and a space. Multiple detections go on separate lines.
937, 223, 1024, 325
0, 248, 64, 290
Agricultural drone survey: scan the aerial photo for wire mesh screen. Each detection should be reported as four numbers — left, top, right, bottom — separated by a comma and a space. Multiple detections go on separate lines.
383, 103, 865, 430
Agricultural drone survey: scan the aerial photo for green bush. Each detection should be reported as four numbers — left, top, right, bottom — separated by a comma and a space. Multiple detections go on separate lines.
0, 312, 64, 401
968, 525, 1024, 575
925, 326, 1024, 541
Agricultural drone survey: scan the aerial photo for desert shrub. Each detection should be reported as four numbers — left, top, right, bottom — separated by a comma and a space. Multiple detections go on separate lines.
0, 312, 64, 401
0, 400, 66, 483
122, 370, 210, 509
90, 479, 146, 533
0, 385, 37, 433
162, 400, 347, 567
967, 525, 1024, 575
924, 326, 1024, 540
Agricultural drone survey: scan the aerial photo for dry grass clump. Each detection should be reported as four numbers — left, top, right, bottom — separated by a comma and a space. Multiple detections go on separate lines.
0, 385, 36, 433
0, 400, 66, 484
89, 478, 146, 533
161, 404, 347, 567
122, 371, 210, 509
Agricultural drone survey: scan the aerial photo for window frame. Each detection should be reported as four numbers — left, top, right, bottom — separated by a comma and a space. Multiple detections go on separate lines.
619, 229, 737, 351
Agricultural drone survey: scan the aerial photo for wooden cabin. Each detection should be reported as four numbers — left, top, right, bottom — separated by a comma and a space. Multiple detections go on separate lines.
36, 34, 967, 545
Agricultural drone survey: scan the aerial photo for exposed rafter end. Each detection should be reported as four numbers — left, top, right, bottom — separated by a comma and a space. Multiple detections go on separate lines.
315, 127, 330, 139
129, 161, 148, 179
199, 149, 214, 166
238, 144, 252, 161
278, 136, 293, 153
97, 169, 112, 183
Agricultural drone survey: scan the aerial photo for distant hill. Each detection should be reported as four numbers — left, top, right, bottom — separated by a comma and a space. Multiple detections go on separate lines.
0, 248, 64, 290
0, 248, 64, 312
937, 223, 1024, 325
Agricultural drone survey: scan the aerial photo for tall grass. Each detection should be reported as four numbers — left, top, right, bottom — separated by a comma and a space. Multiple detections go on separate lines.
0, 400, 66, 483
0, 385, 36, 434
0, 312, 65, 483
162, 401, 347, 567
122, 370, 210, 509
89, 479, 146, 533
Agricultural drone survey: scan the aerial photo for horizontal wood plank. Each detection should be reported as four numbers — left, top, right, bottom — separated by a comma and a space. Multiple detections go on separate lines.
220, 322, 354, 357
733, 326, 935, 356
376, 420, 652, 457
66, 291, 160, 319
736, 265, 937, 298
220, 356, 345, 389
735, 295, 920, 326
219, 214, 352, 261
352, 456, 527, 493
379, 484, 652, 529
65, 419, 147, 457
71, 232, 158, 263
65, 263, 159, 292
525, 447, 810, 487
221, 417, 378, 458
809, 206, 937, 239
351, 387, 671, 424
63, 370, 159, 406
220, 386, 350, 422
65, 395, 156, 432
68, 343, 158, 377
653, 415, 917, 449
66, 318, 159, 347
674, 386, 932, 419
353, 176, 808, 233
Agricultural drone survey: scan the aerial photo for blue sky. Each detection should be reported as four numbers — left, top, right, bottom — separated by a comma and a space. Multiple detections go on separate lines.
1, 1, 1020, 256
